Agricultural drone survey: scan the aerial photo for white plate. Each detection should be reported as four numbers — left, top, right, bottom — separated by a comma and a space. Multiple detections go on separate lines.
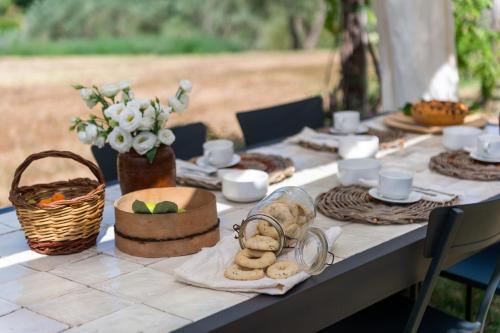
368, 188, 422, 204
469, 150, 500, 163
196, 154, 241, 169
329, 124, 369, 135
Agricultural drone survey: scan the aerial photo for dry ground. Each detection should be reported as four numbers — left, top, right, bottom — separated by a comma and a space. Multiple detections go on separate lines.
0, 51, 336, 207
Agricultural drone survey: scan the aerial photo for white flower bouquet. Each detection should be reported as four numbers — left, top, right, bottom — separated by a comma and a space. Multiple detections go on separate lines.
70, 80, 192, 163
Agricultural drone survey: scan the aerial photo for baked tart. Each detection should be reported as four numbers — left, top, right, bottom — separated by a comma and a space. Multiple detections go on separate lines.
411, 100, 468, 126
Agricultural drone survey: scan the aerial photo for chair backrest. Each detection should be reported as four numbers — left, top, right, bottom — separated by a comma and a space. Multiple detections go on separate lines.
404, 197, 500, 333
170, 122, 207, 160
91, 122, 207, 183
236, 96, 324, 147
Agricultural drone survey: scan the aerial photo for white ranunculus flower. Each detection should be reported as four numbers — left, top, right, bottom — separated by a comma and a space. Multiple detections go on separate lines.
80, 88, 97, 108
168, 96, 188, 114
119, 106, 142, 132
77, 130, 92, 144
107, 127, 132, 153
79, 88, 94, 101
158, 105, 171, 124
118, 80, 130, 90
94, 135, 106, 148
132, 132, 157, 155
158, 128, 176, 146
76, 123, 97, 144
100, 83, 120, 98
104, 103, 126, 122
85, 123, 98, 141
179, 79, 192, 93
138, 106, 156, 130
179, 94, 189, 109
127, 99, 151, 112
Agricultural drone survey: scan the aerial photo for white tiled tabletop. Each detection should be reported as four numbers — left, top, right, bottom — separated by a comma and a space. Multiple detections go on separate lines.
0, 120, 499, 333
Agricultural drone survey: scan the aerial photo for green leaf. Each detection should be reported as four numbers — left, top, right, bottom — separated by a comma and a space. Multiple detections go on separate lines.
402, 103, 412, 116
72, 84, 84, 90
132, 200, 152, 214
145, 147, 158, 164
153, 201, 179, 214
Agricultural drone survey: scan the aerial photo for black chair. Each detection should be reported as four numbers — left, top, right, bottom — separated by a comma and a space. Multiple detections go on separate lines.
91, 122, 207, 183
236, 96, 324, 147
442, 242, 500, 321
323, 198, 500, 333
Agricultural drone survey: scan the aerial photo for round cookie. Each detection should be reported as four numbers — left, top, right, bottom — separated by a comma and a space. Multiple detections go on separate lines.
284, 223, 299, 237
262, 202, 295, 225
224, 264, 264, 281
266, 261, 300, 279
246, 235, 280, 251
235, 249, 276, 269
257, 220, 279, 239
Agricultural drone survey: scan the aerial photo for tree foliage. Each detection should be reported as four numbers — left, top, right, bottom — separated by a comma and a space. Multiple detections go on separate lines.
453, 0, 499, 101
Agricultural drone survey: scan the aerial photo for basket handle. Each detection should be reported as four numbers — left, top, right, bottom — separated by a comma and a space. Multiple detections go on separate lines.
10, 150, 105, 196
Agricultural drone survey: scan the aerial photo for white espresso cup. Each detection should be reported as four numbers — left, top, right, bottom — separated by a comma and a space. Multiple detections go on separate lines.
203, 139, 234, 167
477, 134, 500, 158
378, 169, 413, 200
334, 111, 360, 133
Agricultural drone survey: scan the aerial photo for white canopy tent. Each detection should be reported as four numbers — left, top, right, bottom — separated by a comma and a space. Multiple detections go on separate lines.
373, 0, 459, 111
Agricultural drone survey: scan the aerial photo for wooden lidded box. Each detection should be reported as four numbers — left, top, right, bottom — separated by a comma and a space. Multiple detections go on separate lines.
114, 187, 219, 258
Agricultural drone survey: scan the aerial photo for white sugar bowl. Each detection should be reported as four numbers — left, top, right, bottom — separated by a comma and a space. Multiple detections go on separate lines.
442, 126, 482, 151
221, 169, 269, 203
338, 158, 381, 186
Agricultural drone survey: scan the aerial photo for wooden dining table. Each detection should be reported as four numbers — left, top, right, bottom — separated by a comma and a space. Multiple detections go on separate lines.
0, 115, 498, 333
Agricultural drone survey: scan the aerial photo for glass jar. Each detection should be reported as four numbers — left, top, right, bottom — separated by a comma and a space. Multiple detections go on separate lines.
235, 186, 333, 275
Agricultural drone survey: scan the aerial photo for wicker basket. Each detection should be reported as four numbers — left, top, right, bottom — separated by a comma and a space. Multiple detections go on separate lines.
9, 150, 105, 255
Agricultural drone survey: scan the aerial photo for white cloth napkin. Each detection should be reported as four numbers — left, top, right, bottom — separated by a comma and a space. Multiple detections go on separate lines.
176, 159, 221, 187
174, 226, 342, 295
285, 127, 339, 150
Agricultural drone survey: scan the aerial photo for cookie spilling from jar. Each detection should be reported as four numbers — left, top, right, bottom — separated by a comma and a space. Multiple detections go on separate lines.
224, 201, 311, 281
224, 239, 299, 281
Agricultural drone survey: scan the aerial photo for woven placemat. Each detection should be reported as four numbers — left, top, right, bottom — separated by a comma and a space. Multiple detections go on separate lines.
429, 150, 500, 181
177, 153, 295, 190
315, 186, 458, 225
305, 128, 405, 153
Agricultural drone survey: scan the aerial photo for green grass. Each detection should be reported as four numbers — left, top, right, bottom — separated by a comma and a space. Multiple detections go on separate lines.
431, 278, 499, 332
0, 34, 243, 56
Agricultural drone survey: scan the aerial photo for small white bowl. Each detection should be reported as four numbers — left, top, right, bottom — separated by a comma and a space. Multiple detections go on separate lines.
442, 126, 482, 151
338, 158, 381, 186
338, 135, 379, 159
221, 169, 269, 203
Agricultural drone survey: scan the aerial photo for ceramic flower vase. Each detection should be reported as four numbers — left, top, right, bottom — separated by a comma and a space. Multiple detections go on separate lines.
118, 145, 176, 194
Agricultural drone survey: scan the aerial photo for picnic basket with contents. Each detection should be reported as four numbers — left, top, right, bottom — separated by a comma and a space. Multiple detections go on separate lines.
9, 150, 105, 255
229, 186, 332, 280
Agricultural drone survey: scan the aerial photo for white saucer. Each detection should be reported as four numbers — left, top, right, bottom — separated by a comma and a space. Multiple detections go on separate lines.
368, 188, 422, 204
469, 150, 500, 163
196, 154, 241, 169
329, 124, 369, 135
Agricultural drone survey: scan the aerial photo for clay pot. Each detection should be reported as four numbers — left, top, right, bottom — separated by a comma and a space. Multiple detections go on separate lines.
118, 145, 176, 194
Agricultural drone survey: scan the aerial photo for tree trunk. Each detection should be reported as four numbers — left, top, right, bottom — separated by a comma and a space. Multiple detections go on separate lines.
340, 0, 368, 115
289, 15, 304, 49
303, 0, 328, 49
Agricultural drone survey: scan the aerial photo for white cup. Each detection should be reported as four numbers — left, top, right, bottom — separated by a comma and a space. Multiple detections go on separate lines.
203, 139, 234, 167
221, 169, 268, 202
378, 169, 413, 200
334, 111, 360, 133
338, 135, 379, 159
477, 134, 500, 158
442, 126, 482, 151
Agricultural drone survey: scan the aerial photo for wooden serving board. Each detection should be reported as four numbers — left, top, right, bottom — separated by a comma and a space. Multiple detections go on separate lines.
384, 112, 487, 134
